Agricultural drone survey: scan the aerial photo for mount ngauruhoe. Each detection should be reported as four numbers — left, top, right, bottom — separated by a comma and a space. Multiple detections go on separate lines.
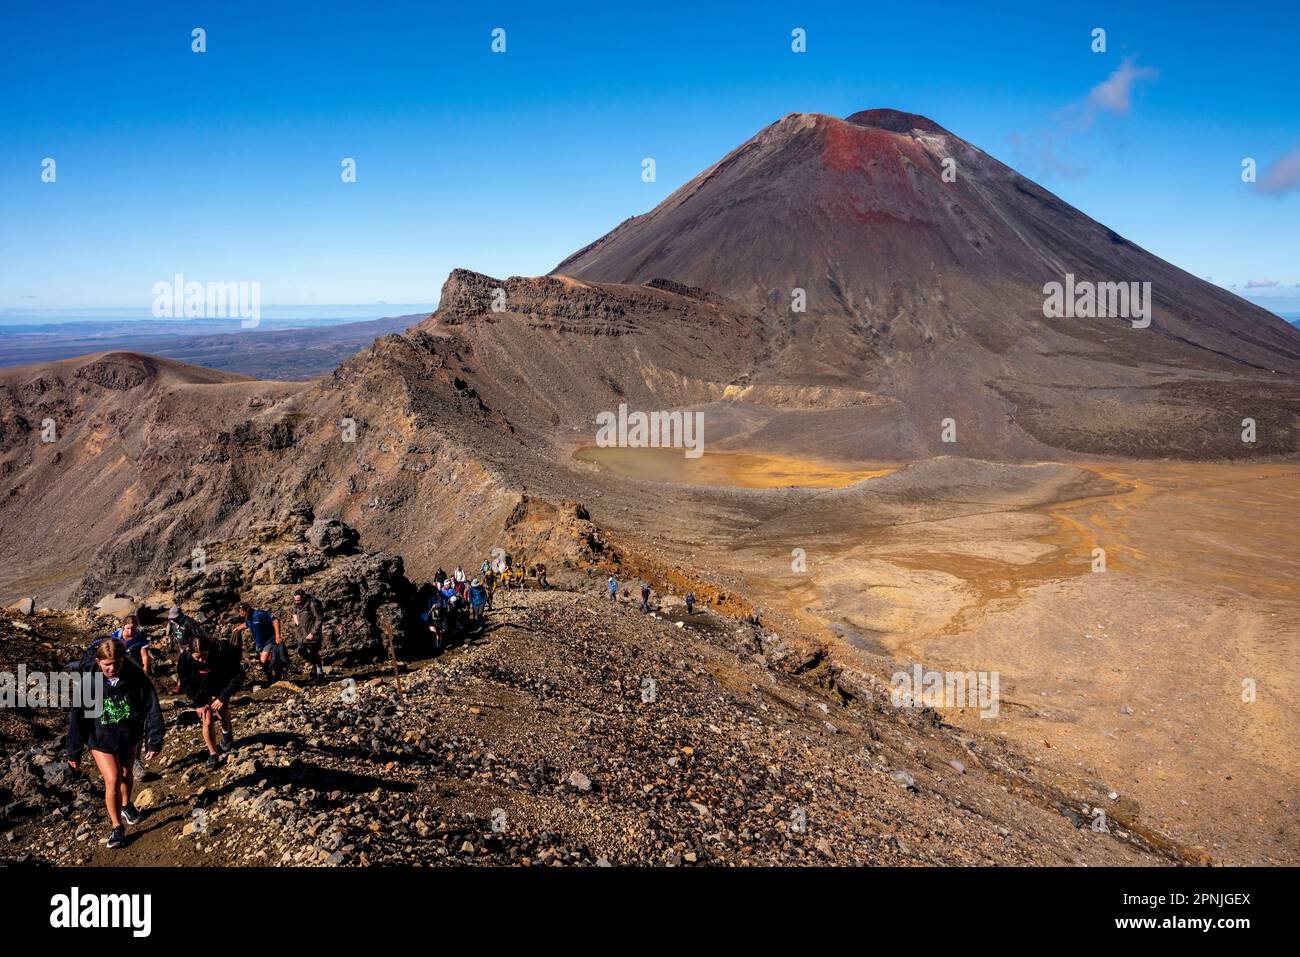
2, 109, 1298, 605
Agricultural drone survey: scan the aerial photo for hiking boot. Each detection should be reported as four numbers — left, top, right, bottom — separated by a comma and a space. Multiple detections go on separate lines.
204, 754, 220, 771
106, 825, 126, 849
120, 804, 143, 825
133, 758, 148, 780
219, 732, 234, 753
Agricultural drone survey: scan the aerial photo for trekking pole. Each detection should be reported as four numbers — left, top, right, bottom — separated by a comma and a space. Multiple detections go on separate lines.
381, 619, 405, 698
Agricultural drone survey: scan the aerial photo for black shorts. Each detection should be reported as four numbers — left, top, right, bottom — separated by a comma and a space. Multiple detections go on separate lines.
89, 741, 140, 765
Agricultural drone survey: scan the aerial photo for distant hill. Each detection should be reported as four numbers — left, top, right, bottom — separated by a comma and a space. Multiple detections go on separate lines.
0, 314, 423, 380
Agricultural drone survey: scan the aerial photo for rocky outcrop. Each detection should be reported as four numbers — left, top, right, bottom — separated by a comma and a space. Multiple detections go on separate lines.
502, 497, 614, 566
155, 512, 421, 660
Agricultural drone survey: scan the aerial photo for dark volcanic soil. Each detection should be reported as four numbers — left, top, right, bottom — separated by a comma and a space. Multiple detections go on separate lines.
2, 579, 1169, 867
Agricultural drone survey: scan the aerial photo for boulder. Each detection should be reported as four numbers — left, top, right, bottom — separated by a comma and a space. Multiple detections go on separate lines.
94, 594, 136, 619
5, 597, 35, 615
303, 552, 417, 658
307, 519, 360, 556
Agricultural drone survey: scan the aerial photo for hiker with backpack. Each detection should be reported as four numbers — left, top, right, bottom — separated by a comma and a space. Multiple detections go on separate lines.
71, 629, 155, 783
230, 602, 283, 683
685, 592, 696, 615
177, 634, 245, 771
469, 579, 488, 624
164, 605, 209, 656
535, 562, 548, 588
67, 638, 165, 850
163, 605, 211, 691
292, 589, 326, 683
427, 604, 448, 651
640, 584, 651, 613
607, 576, 618, 602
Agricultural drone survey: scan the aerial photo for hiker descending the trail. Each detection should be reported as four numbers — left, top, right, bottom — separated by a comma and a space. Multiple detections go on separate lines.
453, 565, 466, 584
110, 614, 151, 674
292, 589, 326, 683
484, 568, 497, 609
535, 562, 548, 588
67, 638, 165, 850
469, 579, 488, 623
607, 576, 619, 602
231, 602, 283, 683
685, 592, 696, 615
640, 584, 652, 613
177, 633, 245, 771
481, 559, 492, 578
514, 559, 528, 590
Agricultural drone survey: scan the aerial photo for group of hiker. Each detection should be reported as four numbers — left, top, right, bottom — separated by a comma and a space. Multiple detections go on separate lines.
62, 554, 546, 851
64, 588, 326, 850
421, 555, 546, 649
602, 574, 696, 617
61, 551, 696, 852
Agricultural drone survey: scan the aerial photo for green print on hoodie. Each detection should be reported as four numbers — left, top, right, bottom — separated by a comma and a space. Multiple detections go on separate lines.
99, 692, 134, 725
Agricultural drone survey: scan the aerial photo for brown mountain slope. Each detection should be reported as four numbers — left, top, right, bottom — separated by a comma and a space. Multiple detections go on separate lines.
4, 108, 1299, 610
555, 109, 1300, 457
0, 352, 306, 604
0, 275, 754, 605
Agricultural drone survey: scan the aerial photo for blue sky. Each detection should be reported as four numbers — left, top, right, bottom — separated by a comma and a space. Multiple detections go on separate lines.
1, 0, 1297, 315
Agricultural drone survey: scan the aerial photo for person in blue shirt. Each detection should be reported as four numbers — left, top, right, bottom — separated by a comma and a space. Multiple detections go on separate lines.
110, 614, 151, 674
231, 602, 282, 683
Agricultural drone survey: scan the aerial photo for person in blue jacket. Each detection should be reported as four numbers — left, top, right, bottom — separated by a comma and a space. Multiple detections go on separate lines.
468, 579, 488, 624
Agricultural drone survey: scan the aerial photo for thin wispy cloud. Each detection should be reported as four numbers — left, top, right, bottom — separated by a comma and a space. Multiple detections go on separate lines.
1083, 57, 1160, 126
1256, 147, 1300, 196
1245, 278, 1280, 288
1011, 56, 1159, 179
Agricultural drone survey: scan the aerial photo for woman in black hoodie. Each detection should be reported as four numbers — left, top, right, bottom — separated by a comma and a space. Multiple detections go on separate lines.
67, 638, 165, 850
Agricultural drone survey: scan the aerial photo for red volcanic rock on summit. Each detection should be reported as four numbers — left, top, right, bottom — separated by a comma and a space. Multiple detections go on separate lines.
555, 108, 1300, 364
555, 108, 1300, 455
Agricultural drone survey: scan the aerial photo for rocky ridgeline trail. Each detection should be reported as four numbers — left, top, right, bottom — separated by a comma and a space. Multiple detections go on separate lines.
2, 577, 1172, 866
